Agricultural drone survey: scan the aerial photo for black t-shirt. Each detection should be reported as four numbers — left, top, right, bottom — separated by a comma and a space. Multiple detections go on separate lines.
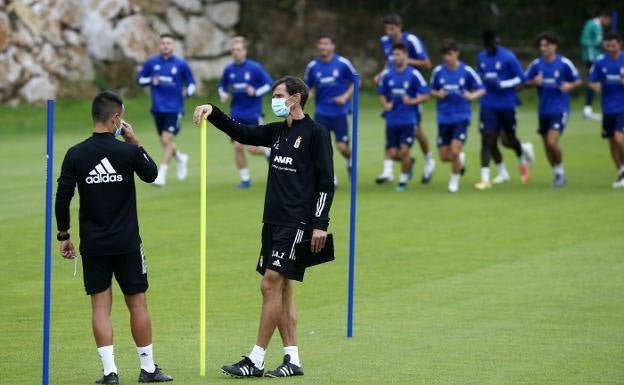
55, 133, 158, 256
207, 106, 335, 230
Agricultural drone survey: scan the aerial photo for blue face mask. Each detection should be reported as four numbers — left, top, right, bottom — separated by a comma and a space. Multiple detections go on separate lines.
271, 95, 294, 118
114, 119, 123, 137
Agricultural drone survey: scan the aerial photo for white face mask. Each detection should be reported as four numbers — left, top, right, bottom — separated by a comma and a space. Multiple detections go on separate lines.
114, 118, 123, 137
271, 95, 294, 118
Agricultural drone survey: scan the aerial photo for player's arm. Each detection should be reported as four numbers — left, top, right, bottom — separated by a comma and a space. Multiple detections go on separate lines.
137, 60, 154, 87
560, 59, 582, 93
406, 57, 432, 69
218, 68, 230, 103
587, 62, 602, 92
119, 121, 158, 182
335, 58, 357, 105
310, 126, 335, 253
402, 92, 429, 105
523, 60, 542, 87
182, 62, 197, 97
377, 74, 393, 111
464, 66, 486, 100
248, 65, 272, 97
403, 71, 430, 105
193, 104, 274, 147
499, 57, 525, 89
334, 83, 354, 106
378, 94, 393, 111
428, 70, 447, 99
54, 149, 77, 259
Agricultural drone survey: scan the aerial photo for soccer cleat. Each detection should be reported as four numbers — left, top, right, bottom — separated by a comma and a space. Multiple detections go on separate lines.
519, 164, 531, 184
95, 372, 119, 384
612, 172, 624, 188
582, 105, 602, 121
492, 172, 510, 184
265, 355, 304, 378
176, 152, 189, 181
448, 178, 459, 193
152, 175, 166, 187
221, 356, 264, 378
459, 152, 466, 175
375, 174, 393, 185
474, 180, 492, 190
521, 142, 535, 167
396, 182, 407, 192
422, 158, 436, 184
553, 174, 566, 188
138, 365, 173, 383
407, 157, 416, 180
236, 180, 251, 189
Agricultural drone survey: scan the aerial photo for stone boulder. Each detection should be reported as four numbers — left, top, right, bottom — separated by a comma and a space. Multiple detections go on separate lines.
0, 12, 9, 51
171, 0, 203, 14
189, 55, 231, 93
114, 15, 159, 62
185, 16, 230, 58
19, 75, 57, 104
207, 1, 240, 29
166, 6, 188, 36
81, 11, 117, 61
56, 0, 86, 29
86, 0, 131, 20
0, 47, 22, 96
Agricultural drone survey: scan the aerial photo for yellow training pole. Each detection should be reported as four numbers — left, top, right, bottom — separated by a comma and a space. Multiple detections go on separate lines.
199, 117, 207, 376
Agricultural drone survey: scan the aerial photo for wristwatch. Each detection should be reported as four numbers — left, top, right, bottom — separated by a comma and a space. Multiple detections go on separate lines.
57, 232, 70, 241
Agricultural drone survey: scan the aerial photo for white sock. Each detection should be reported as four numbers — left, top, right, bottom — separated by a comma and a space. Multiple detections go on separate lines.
398, 173, 409, 183
175, 151, 185, 161
496, 162, 508, 175
137, 344, 156, 373
424, 152, 432, 163
239, 168, 250, 182
346, 157, 352, 168
450, 173, 460, 184
263, 147, 271, 157
481, 167, 490, 182
554, 164, 564, 176
248, 345, 265, 369
284, 346, 300, 367
159, 164, 168, 176
97, 345, 118, 376
383, 159, 394, 176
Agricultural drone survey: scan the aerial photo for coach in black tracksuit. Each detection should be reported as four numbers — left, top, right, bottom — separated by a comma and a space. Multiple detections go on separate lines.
55, 91, 172, 384
193, 76, 334, 378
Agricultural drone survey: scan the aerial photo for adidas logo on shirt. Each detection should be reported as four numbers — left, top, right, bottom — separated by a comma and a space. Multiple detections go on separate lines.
272, 260, 281, 267
85, 157, 123, 184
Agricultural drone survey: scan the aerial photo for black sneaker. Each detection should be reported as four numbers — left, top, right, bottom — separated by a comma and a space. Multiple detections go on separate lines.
265, 355, 304, 378
221, 356, 264, 378
375, 175, 393, 185
138, 365, 173, 382
95, 372, 118, 384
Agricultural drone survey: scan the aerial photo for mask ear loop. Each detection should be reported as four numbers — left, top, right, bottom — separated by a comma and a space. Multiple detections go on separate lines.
70, 254, 79, 277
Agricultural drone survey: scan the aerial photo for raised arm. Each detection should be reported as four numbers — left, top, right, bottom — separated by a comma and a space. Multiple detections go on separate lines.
193, 104, 274, 147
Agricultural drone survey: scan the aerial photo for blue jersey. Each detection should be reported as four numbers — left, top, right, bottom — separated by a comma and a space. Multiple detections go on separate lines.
477, 46, 525, 110
589, 53, 624, 114
380, 32, 428, 68
218, 59, 273, 120
430, 62, 483, 124
377, 65, 429, 126
304, 54, 356, 117
525, 55, 580, 115
137, 55, 196, 113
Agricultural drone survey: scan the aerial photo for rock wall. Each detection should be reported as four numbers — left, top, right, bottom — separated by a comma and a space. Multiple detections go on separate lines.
0, 0, 240, 105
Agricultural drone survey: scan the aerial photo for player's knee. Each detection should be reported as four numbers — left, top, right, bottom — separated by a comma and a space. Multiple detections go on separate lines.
399, 147, 409, 159
260, 272, 283, 298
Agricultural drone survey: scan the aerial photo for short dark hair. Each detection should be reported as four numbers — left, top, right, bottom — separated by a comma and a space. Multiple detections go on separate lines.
537, 32, 558, 46
391, 42, 409, 54
441, 39, 459, 54
382, 14, 402, 26
92, 91, 123, 123
482, 29, 498, 49
317, 34, 334, 43
160, 33, 175, 40
604, 32, 622, 42
272, 76, 309, 108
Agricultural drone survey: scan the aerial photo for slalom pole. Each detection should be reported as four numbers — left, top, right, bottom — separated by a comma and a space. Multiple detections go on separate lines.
199, 118, 207, 376
42, 99, 54, 385
347, 74, 359, 338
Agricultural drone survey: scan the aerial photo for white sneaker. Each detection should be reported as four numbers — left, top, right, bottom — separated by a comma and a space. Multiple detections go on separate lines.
521, 142, 535, 167
583, 106, 602, 121
422, 158, 436, 184
177, 152, 189, 180
448, 177, 459, 193
492, 172, 511, 184
612, 179, 624, 188
153, 168, 166, 187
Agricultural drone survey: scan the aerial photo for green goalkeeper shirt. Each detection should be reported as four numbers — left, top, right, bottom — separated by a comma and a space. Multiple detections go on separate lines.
580, 18, 603, 63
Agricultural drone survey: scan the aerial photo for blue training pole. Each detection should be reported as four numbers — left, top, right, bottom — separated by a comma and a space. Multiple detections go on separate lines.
347, 74, 359, 338
42, 99, 54, 385
612, 11, 618, 32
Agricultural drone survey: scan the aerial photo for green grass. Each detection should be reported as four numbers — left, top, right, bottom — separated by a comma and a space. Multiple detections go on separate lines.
1, 90, 623, 385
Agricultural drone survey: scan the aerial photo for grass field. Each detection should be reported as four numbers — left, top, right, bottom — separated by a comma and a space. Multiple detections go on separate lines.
1, 89, 623, 385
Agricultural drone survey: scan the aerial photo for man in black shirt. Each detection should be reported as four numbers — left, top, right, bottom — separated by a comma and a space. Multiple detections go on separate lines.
55, 91, 172, 384
193, 76, 335, 378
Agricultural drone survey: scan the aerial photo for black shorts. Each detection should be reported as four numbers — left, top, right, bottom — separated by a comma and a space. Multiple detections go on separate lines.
152, 112, 182, 136
257, 224, 308, 282
82, 245, 149, 295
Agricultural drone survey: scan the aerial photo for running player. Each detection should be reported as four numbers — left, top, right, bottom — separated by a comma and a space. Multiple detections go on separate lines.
525, 33, 581, 187
219, 36, 273, 188
474, 29, 534, 190
430, 39, 485, 193
305, 34, 356, 187
580, 10, 612, 120
377, 42, 430, 192
375, 14, 436, 184
137, 33, 195, 187
588, 32, 624, 188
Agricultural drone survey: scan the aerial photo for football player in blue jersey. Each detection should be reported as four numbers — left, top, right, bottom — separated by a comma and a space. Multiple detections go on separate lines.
137, 33, 196, 187
588, 32, 624, 188
305, 35, 356, 187
219, 36, 274, 188
525, 33, 581, 187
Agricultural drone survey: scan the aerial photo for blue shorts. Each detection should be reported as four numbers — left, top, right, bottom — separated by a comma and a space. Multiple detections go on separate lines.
602, 113, 624, 138
538, 113, 567, 135
315, 113, 349, 143
386, 125, 414, 149
437, 120, 469, 147
479, 107, 516, 133
153, 112, 182, 136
